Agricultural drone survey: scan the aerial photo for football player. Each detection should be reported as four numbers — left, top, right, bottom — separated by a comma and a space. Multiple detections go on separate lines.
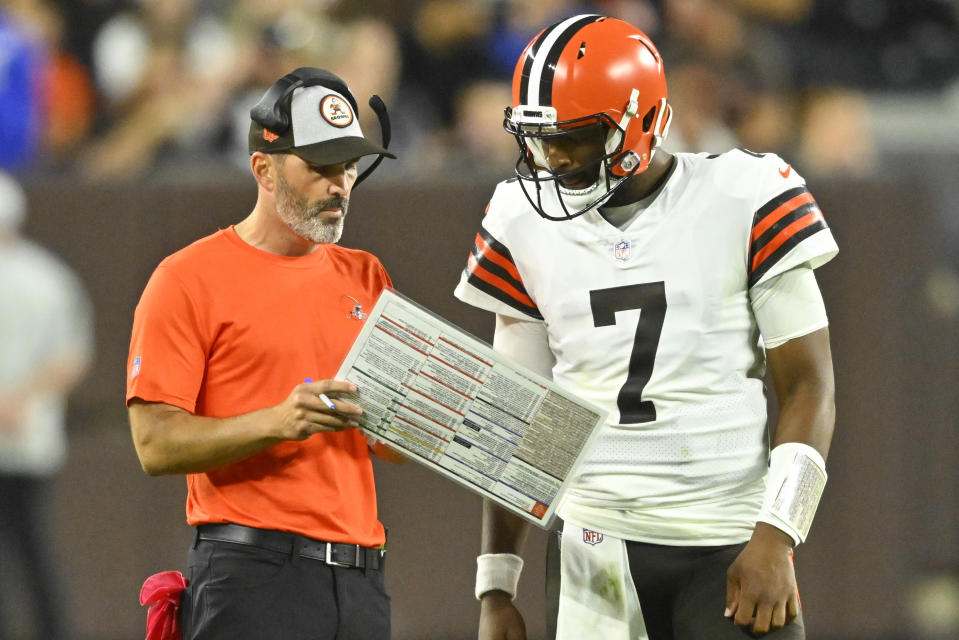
454, 14, 837, 640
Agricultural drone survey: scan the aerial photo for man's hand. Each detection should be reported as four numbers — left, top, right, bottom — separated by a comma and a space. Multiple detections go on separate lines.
271, 379, 363, 440
725, 523, 800, 635
479, 591, 527, 640
129, 378, 366, 475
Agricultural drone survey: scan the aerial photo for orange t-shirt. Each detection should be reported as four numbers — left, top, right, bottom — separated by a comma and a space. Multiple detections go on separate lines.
126, 227, 391, 546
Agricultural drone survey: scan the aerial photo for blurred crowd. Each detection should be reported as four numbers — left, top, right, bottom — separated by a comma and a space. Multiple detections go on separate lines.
1, 0, 958, 184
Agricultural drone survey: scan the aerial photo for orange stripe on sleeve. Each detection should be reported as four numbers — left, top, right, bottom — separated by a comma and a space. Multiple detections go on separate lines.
751, 192, 816, 242
751, 209, 824, 272
475, 234, 523, 283
467, 253, 537, 308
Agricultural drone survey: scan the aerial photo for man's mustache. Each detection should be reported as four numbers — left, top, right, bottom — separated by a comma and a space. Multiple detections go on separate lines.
309, 196, 349, 215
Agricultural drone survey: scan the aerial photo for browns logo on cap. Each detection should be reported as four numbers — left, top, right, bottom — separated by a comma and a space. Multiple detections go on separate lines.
249, 81, 394, 166
320, 95, 354, 128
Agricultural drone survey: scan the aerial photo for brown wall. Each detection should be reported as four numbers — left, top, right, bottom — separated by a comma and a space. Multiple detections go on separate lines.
18, 175, 958, 639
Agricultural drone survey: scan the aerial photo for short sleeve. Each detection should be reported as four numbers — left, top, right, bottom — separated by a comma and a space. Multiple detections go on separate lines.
453, 189, 543, 321
126, 264, 208, 411
745, 153, 838, 288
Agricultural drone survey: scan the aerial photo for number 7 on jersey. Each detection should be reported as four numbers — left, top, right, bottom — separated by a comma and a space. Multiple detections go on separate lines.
589, 282, 667, 424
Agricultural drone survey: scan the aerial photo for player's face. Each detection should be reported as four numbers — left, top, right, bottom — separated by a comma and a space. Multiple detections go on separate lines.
273, 154, 358, 244
537, 123, 607, 190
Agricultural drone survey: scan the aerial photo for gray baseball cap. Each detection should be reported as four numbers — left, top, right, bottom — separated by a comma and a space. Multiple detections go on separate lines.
248, 81, 395, 166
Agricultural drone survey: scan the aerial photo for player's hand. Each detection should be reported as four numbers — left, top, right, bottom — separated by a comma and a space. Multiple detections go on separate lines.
725, 522, 800, 635
479, 590, 527, 640
272, 379, 363, 440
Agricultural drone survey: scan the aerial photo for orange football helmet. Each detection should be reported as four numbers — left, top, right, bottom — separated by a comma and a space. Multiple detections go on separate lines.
505, 15, 672, 220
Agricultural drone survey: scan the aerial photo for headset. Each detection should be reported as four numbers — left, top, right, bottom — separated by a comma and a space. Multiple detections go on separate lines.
250, 67, 392, 187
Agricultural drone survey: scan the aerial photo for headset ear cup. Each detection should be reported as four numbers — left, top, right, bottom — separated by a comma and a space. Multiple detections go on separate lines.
250, 72, 302, 132
250, 68, 362, 134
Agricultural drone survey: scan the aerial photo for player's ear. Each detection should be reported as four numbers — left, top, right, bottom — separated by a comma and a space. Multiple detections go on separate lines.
250, 152, 276, 192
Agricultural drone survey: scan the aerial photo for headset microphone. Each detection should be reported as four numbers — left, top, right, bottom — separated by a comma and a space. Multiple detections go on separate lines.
354, 95, 392, 187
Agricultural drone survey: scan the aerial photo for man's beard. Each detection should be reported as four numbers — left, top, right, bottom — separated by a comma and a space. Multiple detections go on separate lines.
275, 172, 348, 244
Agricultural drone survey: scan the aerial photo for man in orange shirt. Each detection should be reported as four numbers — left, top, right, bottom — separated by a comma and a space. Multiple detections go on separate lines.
127, 67, 401, 640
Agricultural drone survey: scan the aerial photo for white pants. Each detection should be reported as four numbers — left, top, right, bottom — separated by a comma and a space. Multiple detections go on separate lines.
556, 521, 648, 640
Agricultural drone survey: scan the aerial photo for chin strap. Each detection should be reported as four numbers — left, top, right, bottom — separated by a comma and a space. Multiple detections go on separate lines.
651, 97, 672, 151
608, 89, 640, 166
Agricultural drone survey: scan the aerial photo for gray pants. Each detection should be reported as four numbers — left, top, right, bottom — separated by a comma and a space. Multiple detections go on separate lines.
0, 474, 67, 640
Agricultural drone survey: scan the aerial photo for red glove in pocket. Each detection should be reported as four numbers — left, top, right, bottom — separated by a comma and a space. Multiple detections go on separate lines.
140, 571, 188, 640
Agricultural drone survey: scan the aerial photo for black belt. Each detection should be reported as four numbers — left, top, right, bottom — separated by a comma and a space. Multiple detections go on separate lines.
196, 523, 384, 570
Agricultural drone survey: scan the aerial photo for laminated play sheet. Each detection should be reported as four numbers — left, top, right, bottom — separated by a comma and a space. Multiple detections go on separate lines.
335, 288, 607, 528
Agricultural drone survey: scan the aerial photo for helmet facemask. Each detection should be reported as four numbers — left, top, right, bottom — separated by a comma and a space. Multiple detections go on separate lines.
505, 90, 669, 222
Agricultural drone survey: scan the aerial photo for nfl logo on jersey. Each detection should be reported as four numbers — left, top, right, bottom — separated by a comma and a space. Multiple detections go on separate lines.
614, 240, 630, 262
583, 529, 604, 545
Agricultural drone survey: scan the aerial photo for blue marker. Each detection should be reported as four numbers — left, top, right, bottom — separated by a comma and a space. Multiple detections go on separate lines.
304, 378, 337, 410
318, 394, 336, 410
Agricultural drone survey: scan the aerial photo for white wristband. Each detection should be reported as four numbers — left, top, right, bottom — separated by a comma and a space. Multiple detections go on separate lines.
475, 553, 524, 600
757, 442, 827, 546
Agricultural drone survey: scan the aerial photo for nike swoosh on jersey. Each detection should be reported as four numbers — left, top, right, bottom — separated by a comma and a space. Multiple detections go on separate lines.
748, 186, 826, 287
779, 164, 792, 178
464, 228, 543, 319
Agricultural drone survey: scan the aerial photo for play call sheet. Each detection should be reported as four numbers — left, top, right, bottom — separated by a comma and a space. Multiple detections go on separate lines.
335, 289, 607, 528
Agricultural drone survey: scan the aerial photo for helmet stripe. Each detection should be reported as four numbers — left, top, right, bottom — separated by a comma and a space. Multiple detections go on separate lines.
524, 14, 601, 107
519, 27, 551, 107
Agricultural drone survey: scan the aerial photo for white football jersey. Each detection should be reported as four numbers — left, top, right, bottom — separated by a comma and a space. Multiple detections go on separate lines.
454, 150, 838, 545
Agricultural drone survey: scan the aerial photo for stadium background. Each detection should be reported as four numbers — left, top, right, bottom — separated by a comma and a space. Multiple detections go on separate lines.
2, 1, 958, 638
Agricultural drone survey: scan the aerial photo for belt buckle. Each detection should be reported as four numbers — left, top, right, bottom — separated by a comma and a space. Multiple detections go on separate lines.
325, 543, 356, 568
